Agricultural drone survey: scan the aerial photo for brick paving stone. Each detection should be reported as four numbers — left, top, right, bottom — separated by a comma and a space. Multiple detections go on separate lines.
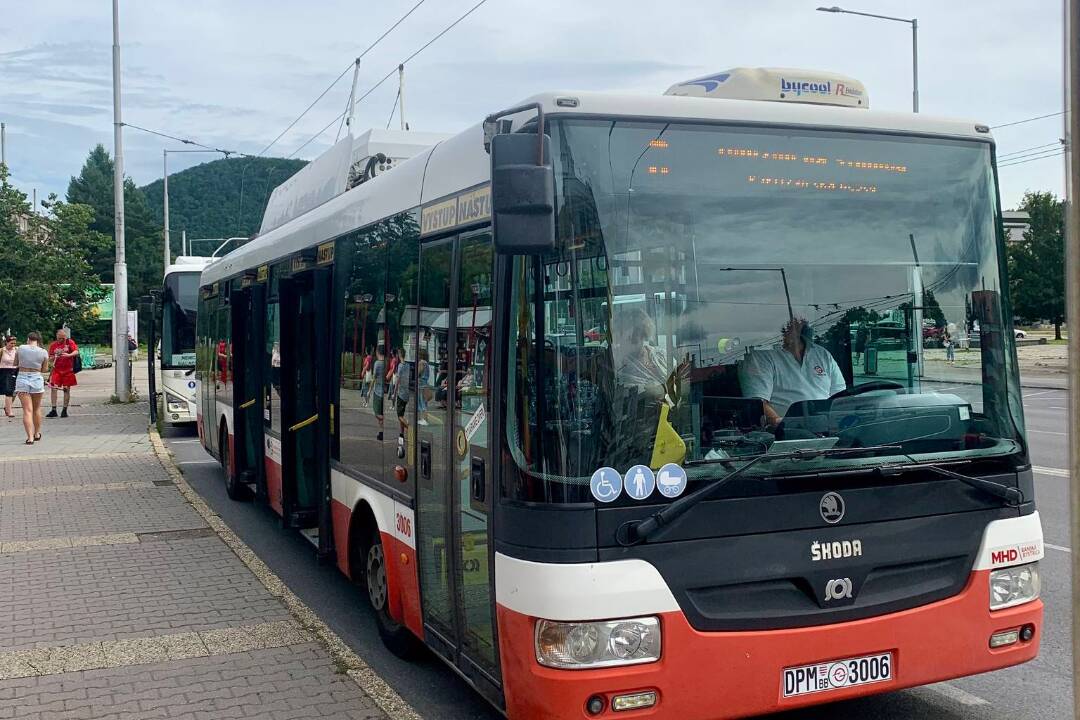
0, 366, 390, 719
0, 538, 290, 651
0, 486, 204, 541
0, 645, 384, 719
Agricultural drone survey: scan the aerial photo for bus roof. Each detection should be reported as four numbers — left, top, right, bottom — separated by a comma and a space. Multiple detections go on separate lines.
165, 255, 214, 278
201, 90, 994, 286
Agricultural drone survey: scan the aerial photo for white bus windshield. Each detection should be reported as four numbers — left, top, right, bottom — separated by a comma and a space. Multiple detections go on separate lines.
163, 271, 200, 368
505, 119, 1026, 503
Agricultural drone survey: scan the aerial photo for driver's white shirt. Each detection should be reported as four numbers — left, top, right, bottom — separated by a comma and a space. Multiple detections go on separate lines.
739, 343, 846, 416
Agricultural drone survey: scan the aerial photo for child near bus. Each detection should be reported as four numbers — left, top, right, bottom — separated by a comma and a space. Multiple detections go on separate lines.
371, 346, 386, 440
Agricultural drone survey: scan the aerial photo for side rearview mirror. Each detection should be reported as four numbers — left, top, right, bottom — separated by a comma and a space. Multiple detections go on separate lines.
490, 132, 555, 254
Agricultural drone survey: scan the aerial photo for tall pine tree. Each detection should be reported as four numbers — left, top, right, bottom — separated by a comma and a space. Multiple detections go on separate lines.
66, 144, 164, 306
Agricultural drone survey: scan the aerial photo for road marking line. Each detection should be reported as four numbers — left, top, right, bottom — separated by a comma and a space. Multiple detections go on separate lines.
1033, 466, 1069, 477
0, 533, 139, 554
0, 620, 311, 680
925, 682, 990, 706
1023, 390, 1062, 399
1028, 429, 1066, 436
0, 481, 154, 498
149, 429, 422, 720
1045, 542, 1072, 553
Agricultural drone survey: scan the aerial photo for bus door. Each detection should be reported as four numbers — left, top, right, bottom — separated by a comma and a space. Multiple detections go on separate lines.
415, 231, 500, 702
278, 266, 333, 534
231, 282, 266, 497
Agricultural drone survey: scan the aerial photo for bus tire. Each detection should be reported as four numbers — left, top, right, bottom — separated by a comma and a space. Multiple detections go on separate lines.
360, 527, 420, 659
220, 424, 248, 501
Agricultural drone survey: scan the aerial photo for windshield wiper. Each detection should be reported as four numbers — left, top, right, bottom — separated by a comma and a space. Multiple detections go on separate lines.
875, 459, 1023, 505
621, 444, 901, 545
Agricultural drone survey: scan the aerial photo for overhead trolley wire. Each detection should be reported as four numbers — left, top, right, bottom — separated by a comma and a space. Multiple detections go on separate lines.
121, 122, 246, 157
990, 110, 1068, 129
288, 0, 493, 159
998, 141, 1064, 158
999, 149, 1067, 168
255, 62, 355, 158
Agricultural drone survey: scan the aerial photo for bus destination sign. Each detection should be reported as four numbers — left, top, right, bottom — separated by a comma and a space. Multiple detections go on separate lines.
421, 184, 491, 237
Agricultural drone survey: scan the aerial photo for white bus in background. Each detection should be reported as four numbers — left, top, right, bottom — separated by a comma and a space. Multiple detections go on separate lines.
160, 256, 212, 424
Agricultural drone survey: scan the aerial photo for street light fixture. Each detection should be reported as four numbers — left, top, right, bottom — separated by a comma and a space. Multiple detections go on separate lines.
816, 5, 919, 113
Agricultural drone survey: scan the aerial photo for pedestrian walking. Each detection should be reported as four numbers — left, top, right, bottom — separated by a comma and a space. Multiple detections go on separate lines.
46, 328, 79, 417
0, 336, 17, 418
14, 332, 48, 444
943, 329, 955, 365
371, 346, 386, 440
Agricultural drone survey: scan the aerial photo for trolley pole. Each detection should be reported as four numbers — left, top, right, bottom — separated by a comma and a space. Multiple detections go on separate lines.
398, 64, 407, 130
111, 0, 131, 400
1065, 1, 1080, 715
163, 149, 171, 270
1, 122, 6, 169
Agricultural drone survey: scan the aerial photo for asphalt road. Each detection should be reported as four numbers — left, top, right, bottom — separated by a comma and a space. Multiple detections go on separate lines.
163, 384, 1073, 720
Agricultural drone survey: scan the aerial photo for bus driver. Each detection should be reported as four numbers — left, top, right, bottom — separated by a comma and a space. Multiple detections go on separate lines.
738, 317, 846, 429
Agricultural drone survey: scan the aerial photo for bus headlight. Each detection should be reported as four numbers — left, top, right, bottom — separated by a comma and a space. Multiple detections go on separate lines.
165, 392, 187, 412
535, 617, 660, 669
990, 562, 1040, 610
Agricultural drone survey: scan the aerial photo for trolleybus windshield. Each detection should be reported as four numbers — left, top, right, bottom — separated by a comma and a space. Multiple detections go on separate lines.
162, 271, 199, 368
505, 119, 1026, 503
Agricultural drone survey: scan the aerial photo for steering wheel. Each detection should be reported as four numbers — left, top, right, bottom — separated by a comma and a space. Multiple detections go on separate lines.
830, 379, 905, 399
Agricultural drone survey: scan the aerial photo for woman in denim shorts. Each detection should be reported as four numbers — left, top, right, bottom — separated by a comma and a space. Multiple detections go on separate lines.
15, 332, 49, 444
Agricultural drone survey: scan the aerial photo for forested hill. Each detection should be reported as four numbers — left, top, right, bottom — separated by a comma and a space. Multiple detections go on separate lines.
141, 157, 306, 240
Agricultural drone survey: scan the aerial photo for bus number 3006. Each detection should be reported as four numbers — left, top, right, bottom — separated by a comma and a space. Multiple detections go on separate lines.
395, 513, 412, 538
783, 653, 892, 698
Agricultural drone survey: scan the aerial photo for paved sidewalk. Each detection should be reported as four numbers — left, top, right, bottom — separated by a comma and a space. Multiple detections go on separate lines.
0, 367, 398, 720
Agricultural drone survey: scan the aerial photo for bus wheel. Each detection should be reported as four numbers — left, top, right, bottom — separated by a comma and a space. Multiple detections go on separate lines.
361, 528, 419, 659
220, 426, 248, 501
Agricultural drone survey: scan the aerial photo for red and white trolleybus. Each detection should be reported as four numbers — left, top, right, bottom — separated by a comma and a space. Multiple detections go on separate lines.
196, 68, 1044, 719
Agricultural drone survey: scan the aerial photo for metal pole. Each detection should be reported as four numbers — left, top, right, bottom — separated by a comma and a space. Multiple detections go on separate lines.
911, 18, 919, 113
344, 58, 360, 137
398, 64, 407, 131
1064, 1, 1079, 715
163, 149, 170, 269
182, 229, 187, 256
112, 0, 130, 400
31, 189, 36, 215
1, 122, 5, 169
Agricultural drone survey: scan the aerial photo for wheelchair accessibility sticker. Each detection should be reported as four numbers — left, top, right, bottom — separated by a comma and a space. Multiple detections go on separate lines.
590, 467, 622, 503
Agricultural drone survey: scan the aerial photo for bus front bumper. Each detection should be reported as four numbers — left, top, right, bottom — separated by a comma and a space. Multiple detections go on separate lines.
497, 569, 1041, 720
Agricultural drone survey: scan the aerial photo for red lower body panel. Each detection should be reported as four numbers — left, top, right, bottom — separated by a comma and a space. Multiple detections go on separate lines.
265, 457, 283, 515
382, 530, 423, 636
497, 569, 1041, 720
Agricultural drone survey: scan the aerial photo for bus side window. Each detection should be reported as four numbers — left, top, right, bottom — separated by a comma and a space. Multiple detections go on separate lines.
265, 299, 281, 433
337, 229, 387, 479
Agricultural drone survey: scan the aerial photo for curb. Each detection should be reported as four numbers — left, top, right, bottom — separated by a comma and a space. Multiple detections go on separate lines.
148, 428, 422, 720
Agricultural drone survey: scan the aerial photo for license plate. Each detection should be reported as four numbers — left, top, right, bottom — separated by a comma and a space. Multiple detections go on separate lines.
782, 652, 892, 698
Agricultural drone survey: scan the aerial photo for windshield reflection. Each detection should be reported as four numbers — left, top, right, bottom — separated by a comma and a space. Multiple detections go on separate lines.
504, 120, 1025, 503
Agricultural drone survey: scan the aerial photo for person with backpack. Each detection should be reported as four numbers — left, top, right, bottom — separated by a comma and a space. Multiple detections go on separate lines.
46, 328, 79, 418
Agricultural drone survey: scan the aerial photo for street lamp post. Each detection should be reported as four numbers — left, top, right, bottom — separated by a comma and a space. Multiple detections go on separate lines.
162, 148, 227, 266
817, 6, 919, 113
111, 0, 130, 400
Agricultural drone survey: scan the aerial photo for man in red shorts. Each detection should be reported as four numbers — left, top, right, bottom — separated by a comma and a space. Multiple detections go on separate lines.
47, 328, 79, 418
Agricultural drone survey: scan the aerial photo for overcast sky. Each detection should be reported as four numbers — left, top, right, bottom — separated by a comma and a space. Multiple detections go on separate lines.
0, 0, 1066, 212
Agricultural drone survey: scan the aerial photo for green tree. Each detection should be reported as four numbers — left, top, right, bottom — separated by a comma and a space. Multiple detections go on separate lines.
66, 144, 165, 320
141, 156, 307, 240
0, 166, 108, 338
1006, 191, 1066, 339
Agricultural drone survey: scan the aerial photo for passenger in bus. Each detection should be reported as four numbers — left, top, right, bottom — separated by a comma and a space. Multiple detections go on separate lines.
371, 346, 386, 441
417, 348, 432, 425
738, 317, 846, 429
613, 308, 688, 401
